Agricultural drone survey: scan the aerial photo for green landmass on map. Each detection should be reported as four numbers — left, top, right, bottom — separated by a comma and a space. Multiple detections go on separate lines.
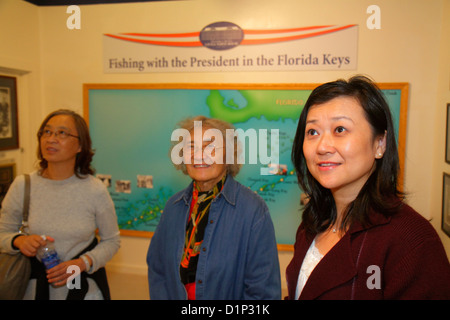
206, 90, 310, 123
117, 187, 172, 230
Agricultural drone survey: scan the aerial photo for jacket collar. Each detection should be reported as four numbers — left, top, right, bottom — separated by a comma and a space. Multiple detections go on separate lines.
298, 207, 394, 300
175, 174, 237, 206
300, 232, 357, 300
348, 207, 393, 235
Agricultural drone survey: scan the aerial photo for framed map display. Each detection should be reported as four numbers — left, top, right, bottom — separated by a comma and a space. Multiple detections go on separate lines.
83, 83, 408, 250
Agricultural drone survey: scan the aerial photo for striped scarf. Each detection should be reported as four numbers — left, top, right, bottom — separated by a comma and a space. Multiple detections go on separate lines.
180, 175, 226, 283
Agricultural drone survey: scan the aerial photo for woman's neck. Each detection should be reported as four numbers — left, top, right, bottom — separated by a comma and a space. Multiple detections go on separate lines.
195, 174, 227, 192
331, 192, 355, 230
42, 164, 75, 180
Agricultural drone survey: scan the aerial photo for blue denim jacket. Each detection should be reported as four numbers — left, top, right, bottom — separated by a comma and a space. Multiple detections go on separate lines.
147, 175, 281, 300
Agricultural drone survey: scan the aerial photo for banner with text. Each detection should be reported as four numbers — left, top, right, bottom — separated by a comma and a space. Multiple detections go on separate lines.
103, 22, 358, 73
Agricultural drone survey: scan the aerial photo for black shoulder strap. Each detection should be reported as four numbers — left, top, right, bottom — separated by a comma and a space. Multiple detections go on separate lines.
19, 174, 31, 234
23, 174, 30, 222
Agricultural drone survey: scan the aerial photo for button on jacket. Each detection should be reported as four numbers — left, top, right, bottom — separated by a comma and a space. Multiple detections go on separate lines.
147, 175, 281, 300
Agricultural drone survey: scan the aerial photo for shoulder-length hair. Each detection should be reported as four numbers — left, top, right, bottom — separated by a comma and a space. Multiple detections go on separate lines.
37, 109, 95, 178
291, 75, 403, 235
170, 115, 242, 177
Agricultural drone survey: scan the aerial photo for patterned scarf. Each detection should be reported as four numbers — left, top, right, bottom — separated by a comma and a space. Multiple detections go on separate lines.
180, 175, 226, 284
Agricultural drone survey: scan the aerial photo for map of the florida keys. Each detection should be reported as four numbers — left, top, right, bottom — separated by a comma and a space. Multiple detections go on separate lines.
87, 86, 403, 246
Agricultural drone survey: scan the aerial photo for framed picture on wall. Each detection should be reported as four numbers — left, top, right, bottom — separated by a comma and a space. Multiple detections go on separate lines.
0, 75, 19, 150
442, 173, 450, 237
446, 104, 450, 163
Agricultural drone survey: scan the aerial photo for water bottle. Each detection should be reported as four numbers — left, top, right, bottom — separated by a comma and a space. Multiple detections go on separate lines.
37, 235, 61, 269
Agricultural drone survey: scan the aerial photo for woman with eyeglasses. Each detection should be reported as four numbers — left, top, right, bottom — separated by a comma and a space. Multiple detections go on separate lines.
147, 116, 281, 300
0, 109, 120, 299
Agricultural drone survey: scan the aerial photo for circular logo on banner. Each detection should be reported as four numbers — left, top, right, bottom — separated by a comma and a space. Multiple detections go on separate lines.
199, 22, 244, 51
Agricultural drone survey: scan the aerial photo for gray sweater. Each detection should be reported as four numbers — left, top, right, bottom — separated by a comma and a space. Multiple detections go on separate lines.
0, 171, 120, 299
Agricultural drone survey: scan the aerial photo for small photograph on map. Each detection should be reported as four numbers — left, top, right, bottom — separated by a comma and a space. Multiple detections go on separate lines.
116, 180, 131, 193
260, 164, 287, 176
137, 175, 153, 189
270, 164, 288, 175
97, 174, 112, 187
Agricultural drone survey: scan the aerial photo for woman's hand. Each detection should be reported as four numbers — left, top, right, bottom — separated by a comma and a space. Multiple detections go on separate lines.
13, 234, 47, 257
45, 258, 83, 287
14, 234, 94, 287
46, 255, 92, 287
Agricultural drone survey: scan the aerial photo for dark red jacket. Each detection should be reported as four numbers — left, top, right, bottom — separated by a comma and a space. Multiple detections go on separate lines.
286, 203, 450, 299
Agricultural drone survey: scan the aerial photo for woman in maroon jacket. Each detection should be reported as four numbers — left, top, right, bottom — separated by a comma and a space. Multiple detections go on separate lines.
287, 75, 450, 299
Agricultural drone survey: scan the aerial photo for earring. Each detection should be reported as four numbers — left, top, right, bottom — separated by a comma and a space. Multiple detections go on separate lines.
377, 152, 383, 158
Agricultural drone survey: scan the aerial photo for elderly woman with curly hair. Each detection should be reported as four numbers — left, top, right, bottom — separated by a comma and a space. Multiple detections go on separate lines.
147, 116, 281, 300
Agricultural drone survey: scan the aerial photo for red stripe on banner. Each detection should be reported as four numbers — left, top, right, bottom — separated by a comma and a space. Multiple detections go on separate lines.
243, 25, 333, 35
105, 25, 356, 48
240, 25, 356, 45
122, 32, 200, 38
105, 33, 202, 47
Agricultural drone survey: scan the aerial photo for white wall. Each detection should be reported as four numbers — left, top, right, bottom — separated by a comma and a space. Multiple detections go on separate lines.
0, 0, 43, 175
1, 0, 449, 295
431, 0, 450, 256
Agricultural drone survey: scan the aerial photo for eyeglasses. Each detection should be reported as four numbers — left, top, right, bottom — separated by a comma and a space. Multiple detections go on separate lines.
39, 129, 80, 140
